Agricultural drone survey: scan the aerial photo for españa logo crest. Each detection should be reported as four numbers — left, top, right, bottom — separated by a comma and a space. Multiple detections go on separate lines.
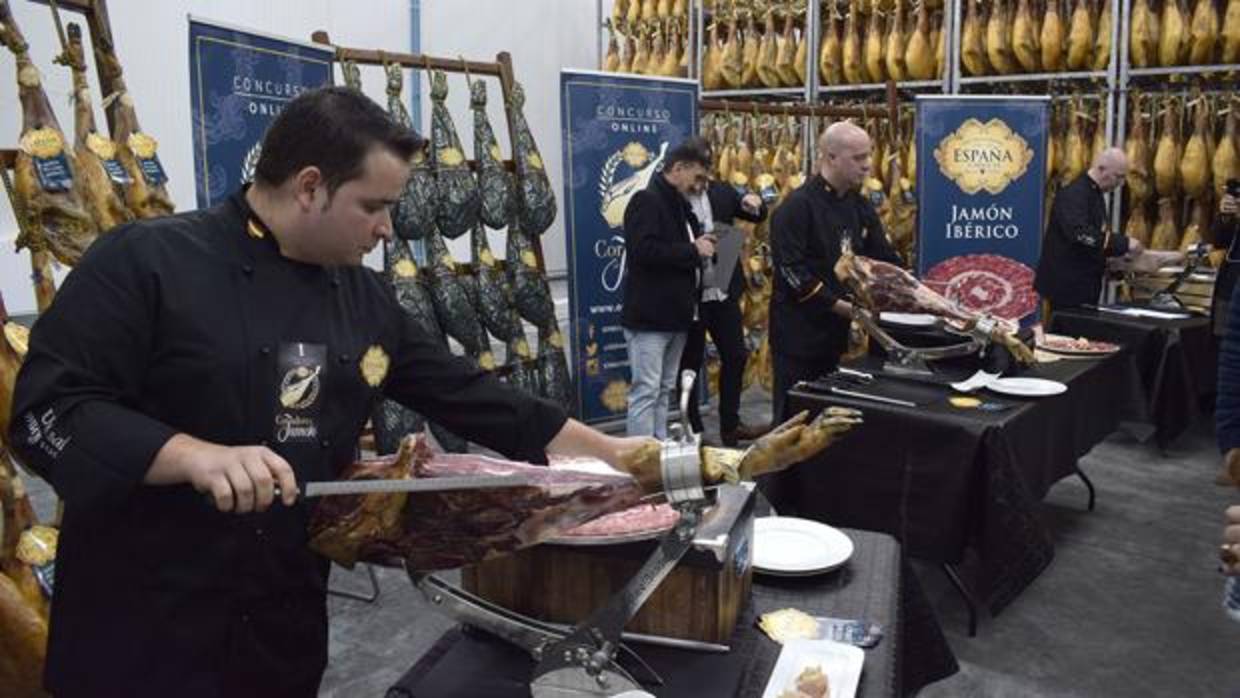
598, 141, 668, 229
934, 118, 1034, 195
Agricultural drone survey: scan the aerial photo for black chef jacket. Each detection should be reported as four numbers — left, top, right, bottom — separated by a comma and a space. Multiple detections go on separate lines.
621, 174, 704, 332
769, 174, 902, 359
1033, 174, 1129, 309
8, 190, 568, 698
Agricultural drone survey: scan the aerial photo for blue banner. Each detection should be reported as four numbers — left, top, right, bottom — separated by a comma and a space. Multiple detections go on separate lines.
915, 96, 1049, 326
189, 18, 334, 208
560, 70, 698, 424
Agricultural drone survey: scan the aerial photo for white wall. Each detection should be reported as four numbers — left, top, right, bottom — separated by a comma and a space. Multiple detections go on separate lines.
0, 0, 601, 316
0, 0, 410, 316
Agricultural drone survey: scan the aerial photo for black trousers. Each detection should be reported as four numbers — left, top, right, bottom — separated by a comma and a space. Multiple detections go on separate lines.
678, 297, 748, 434
758, 349, 841, 516
771, 350, 841, 423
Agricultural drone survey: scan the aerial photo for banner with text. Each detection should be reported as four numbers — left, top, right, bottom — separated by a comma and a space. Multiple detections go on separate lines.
189, 18, 333, 208
560, 70, 698, 424
915, 96, 1049, 326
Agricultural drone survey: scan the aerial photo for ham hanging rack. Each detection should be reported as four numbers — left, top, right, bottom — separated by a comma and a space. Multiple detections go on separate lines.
310, 31, 551, 275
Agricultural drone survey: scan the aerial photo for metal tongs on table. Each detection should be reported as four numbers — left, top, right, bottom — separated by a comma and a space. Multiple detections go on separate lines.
407, 370, 717, 697
853, 307, 994, 377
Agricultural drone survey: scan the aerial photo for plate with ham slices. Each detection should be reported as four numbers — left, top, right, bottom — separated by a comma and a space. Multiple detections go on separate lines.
1035, 333, 1120, 356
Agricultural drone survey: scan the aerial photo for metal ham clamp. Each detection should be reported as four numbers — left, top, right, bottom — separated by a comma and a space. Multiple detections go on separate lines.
407, 370, 717, 697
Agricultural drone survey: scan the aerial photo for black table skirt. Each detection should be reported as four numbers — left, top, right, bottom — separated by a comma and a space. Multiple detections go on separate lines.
775, 351, 1140, 615
1049, 307, 1216, 444
386, 529, 958, 698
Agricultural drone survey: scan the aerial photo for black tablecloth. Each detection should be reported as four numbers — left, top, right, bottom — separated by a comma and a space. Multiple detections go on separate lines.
1048, 306, 1216, 444
387, 529, 958, 698
776, 352, 1140, 615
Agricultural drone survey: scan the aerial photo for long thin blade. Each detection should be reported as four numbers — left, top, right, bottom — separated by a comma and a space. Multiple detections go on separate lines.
302, 474, 536, 498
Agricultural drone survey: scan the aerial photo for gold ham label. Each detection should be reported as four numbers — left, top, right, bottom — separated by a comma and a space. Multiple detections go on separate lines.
479, 352, 496, 371
17, 64, 40, 88
548, 331, 564, 349
85, 132, 118, 160
20, 128, 64, 159
933, 118, 1034, 195
479, 248, 496, 267
489, 144, 503, 162
5, 322, 29, 357
520, 250, 538, 268
128, 132, 159, 159
393, 259, 418, 279
360, 345, 390, 387
526, 152, 544, 170
440, 254, 456, 271
16, 525, 59, 567
438, 148, 465, 167
515, 338, 531, 358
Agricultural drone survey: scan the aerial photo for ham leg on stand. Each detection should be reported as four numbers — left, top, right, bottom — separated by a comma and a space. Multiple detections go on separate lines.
834, 244, 1036, 366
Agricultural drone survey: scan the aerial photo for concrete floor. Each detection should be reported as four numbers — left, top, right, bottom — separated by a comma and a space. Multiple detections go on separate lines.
21, 386, 1240, 696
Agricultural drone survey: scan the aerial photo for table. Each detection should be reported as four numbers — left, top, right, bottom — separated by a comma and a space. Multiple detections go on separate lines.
772, 351, 1142, 623
1048, 307, 1216, 445
386, 529, 958, 698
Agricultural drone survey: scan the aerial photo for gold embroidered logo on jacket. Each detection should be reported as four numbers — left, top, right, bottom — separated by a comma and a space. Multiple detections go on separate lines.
360, 345, 390, 387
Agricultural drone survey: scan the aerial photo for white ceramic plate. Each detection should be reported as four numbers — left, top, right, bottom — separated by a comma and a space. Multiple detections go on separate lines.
753, 517, 854, 576
761, 639, 865, 698
986, 376, 1067, 397
879, 311, 938, 327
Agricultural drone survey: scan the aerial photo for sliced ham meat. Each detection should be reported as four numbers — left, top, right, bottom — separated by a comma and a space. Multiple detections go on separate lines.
308, 436, 644, 570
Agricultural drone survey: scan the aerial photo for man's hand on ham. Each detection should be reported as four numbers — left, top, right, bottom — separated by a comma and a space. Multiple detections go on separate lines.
146, 434, 299, 513
611, 436, 663, 493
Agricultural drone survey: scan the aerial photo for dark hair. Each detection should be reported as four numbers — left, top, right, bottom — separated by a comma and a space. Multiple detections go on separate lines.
664, 136, 712, 171
253, 86, 425, 195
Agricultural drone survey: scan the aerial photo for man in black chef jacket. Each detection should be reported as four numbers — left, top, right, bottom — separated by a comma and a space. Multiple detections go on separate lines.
768, 122, 902, 424
678, 169, 770, 446
1209, 186, 1239, 336
8, 87, 651, 698
1034, 148, 1143, 314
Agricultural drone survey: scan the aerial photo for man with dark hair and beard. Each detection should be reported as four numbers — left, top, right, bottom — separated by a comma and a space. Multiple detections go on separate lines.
9, 86, 651, 697
621, 136, 717, 438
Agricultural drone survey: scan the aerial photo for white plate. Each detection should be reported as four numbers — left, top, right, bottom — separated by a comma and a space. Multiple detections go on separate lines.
761, 639, 865, 698
879, 311, 938, 327
753, 517, 854, 576
986, 377, 1067, 397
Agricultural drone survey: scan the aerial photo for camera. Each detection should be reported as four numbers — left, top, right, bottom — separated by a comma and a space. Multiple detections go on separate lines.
1227, 178, 1240, 198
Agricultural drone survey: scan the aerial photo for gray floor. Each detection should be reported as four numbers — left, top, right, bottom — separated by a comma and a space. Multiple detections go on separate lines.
21, 386, 1240, 696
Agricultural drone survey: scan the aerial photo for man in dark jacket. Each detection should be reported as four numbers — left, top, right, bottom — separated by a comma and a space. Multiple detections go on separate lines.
768, 122, 903, 423
1209, 188, 1239, 336
7, 87, 654, 698
678, 177, 769, 446
1034, 148, 1143, 313
621, 138, 716, 438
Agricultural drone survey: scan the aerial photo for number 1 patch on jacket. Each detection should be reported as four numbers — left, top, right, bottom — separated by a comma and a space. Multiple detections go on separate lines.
274, 342, 326, 444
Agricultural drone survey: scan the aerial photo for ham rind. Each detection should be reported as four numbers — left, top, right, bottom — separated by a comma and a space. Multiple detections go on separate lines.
308, 436, 644, 570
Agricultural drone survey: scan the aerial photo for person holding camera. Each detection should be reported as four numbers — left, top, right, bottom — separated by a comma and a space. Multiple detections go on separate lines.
1209, 180, 1240, 336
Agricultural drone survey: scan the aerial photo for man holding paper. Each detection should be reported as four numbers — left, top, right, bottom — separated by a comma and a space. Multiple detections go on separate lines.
679, 175, 769, 446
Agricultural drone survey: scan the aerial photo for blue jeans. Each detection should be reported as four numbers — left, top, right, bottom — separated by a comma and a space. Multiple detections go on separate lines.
624, 329, 688, 439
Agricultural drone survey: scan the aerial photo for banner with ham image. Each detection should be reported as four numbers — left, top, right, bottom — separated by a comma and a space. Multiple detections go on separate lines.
915, 96, 1050, 327
188, 18, 333, 208
559, 70, 698, 425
